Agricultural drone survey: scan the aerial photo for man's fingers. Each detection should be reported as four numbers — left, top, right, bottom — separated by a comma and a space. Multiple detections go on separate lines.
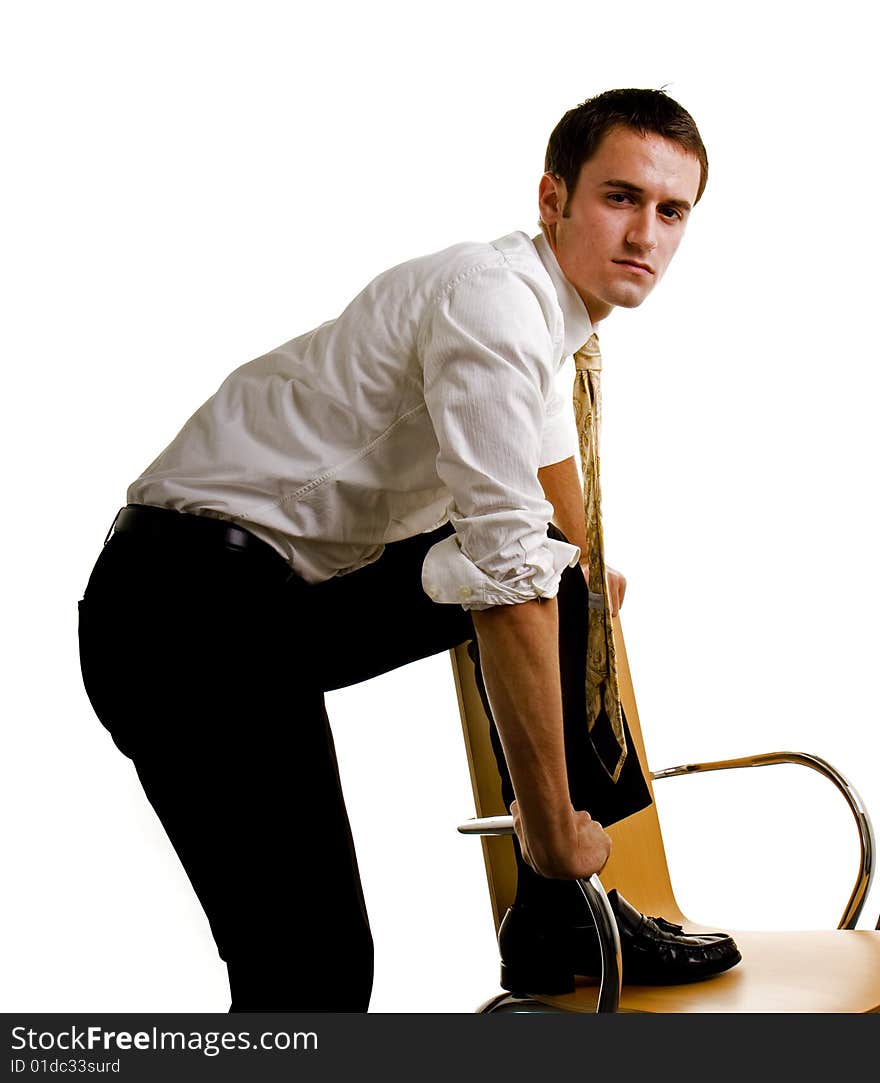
606, 567, 627, 616
511, 802, 612, 878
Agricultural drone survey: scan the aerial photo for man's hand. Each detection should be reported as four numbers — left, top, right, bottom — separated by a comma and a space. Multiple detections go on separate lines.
510, 798, 611, 880
606, 565, 627, 618
580, 562, 627, 617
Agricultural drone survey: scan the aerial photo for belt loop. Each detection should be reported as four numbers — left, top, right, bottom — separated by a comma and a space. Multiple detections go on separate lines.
103, 507, 123, 546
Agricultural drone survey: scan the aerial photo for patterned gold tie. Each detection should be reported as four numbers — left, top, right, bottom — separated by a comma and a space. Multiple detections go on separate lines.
573, 333, 627, 783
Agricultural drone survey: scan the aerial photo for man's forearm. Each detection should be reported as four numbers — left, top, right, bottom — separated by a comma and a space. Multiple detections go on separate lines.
472, 597, 569, 836
471, 596, 608, 879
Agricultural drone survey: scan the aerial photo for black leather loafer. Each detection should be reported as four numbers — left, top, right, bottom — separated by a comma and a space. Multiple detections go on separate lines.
498, 889, 741, 994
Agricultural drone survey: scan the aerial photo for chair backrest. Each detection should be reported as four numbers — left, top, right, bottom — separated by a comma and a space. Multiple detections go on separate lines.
451, 615, 687, 930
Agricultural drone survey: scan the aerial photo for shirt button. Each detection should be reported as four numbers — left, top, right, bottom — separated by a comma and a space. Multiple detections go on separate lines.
458, 585, 473, 599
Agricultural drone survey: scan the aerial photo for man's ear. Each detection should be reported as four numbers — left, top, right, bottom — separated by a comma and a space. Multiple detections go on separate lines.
538, 172, 568, 235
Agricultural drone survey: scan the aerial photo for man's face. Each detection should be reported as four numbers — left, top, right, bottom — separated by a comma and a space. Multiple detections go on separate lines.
539, 126, 702, 324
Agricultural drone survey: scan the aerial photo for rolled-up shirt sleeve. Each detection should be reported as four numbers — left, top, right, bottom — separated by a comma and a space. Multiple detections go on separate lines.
540, 361, 578, 468
419, 264, 580, 610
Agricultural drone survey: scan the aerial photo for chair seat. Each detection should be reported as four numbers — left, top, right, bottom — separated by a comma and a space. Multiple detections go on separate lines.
530, 930, 880, 1013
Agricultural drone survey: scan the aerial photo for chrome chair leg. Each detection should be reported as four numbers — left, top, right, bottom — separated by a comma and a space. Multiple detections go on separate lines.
459, 814, 622, 1013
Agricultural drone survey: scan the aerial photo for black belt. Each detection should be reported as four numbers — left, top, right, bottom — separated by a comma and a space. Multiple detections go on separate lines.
109, 504, 281, 563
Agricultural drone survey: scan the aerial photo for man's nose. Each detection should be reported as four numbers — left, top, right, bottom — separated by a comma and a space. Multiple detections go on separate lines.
625, 209, 658, 252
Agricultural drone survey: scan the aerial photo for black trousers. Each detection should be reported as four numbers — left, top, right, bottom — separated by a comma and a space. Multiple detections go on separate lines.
78, 511, 650, 1011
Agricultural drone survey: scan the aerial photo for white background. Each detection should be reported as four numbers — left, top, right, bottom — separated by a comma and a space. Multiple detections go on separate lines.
2, 0, 878, 1013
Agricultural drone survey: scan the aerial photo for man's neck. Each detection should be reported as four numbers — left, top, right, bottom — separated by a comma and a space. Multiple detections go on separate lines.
538, 222, 611, 328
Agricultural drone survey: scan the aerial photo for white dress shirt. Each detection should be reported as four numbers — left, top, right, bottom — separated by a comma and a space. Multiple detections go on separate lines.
128, 231, 593, 610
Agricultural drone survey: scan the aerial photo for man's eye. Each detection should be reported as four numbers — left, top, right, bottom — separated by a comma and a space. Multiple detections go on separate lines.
660, 206, 682, 221
608, 193, 634, 204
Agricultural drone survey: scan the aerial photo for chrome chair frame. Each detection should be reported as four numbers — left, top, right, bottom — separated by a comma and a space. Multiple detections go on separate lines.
650, 750, 876, 929
458, 815, 622, 1013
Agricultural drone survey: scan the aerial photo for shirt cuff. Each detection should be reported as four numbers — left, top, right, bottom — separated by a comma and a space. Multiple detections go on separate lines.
421, 531, 581, 611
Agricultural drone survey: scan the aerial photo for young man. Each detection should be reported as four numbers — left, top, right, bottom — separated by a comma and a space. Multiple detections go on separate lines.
78, 88, 739, 1011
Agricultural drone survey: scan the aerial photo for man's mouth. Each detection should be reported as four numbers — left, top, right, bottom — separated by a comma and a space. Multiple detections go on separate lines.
613, 259, 654, 275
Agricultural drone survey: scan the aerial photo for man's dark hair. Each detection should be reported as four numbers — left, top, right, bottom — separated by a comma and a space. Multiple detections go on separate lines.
545, 88, 708, 207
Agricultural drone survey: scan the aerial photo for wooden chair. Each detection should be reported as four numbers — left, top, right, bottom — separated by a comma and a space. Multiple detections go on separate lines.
451, 616, 880, 1013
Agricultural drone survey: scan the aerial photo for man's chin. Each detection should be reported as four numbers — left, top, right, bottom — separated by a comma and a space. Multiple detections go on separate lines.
577, 281, 653, 322
606, 284, 653, 310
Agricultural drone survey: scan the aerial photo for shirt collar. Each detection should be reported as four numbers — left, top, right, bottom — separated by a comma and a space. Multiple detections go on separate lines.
532, 231, 593, 358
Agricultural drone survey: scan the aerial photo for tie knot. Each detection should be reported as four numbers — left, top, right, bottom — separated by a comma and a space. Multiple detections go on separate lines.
574, 333, 602, 372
